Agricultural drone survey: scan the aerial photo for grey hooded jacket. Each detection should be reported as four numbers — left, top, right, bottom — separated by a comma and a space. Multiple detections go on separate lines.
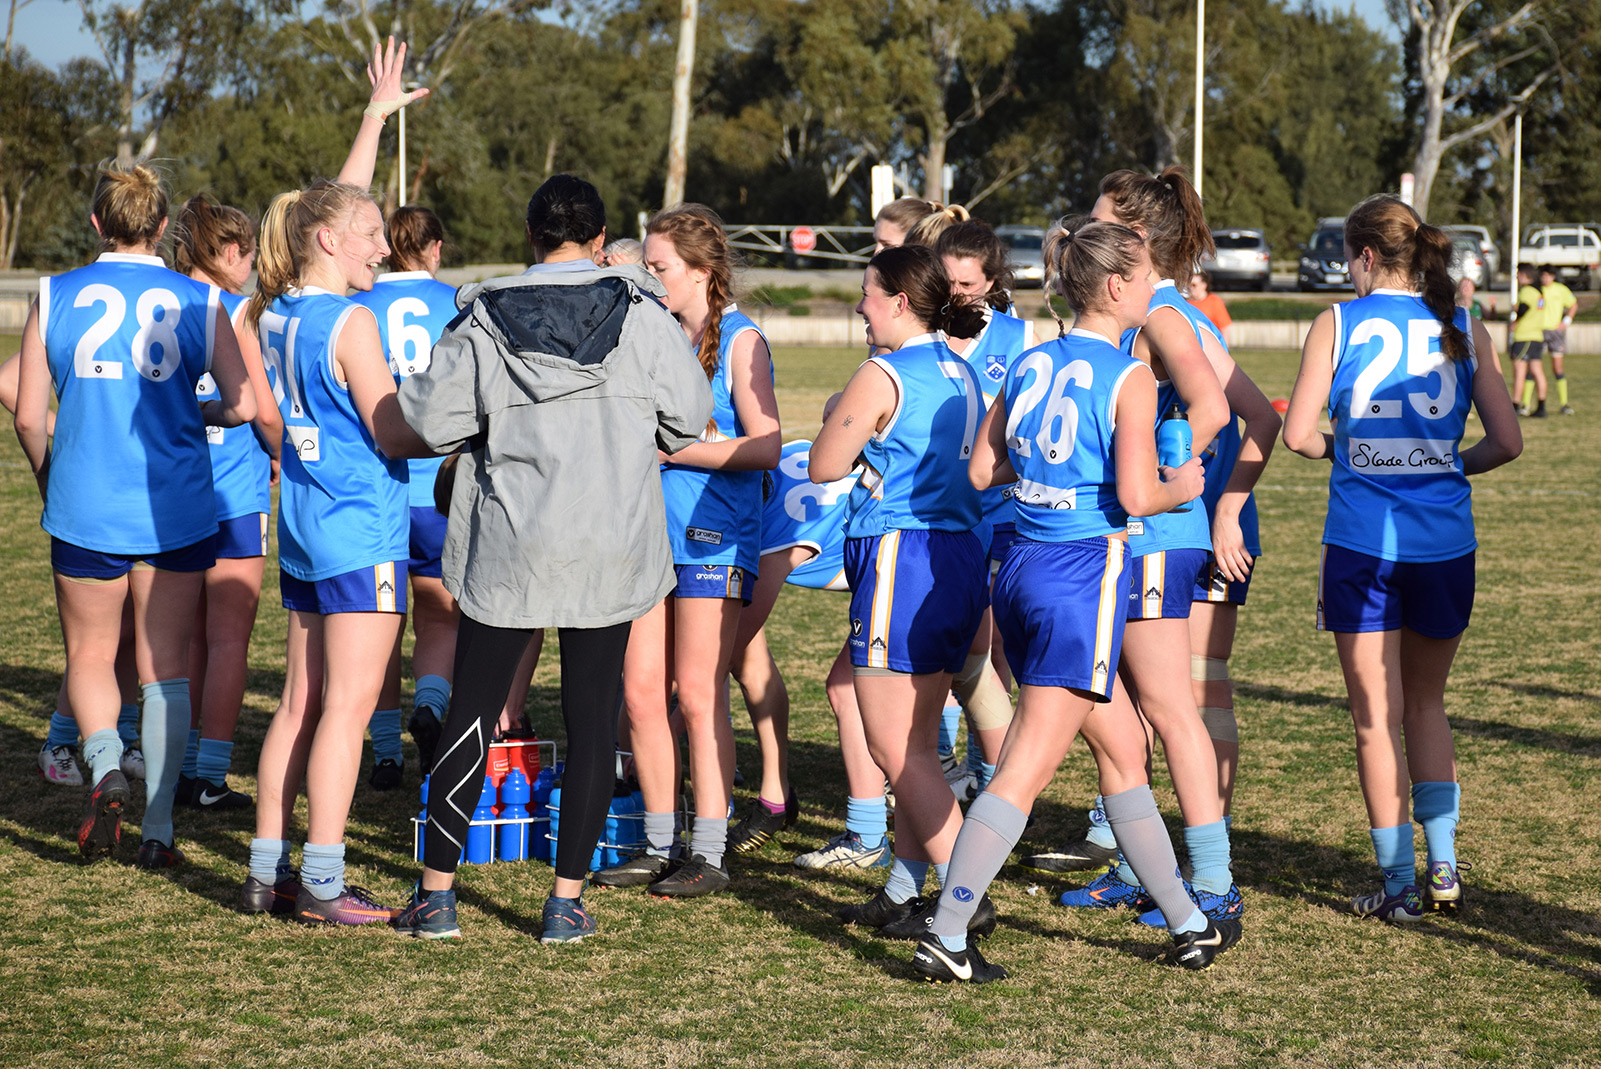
396, 262, 713, 629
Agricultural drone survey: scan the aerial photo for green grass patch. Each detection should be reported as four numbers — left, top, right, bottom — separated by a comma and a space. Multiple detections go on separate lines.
1, 337, 1599, 1066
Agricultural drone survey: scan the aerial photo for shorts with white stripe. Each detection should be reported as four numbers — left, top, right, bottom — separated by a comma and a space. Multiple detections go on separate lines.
844, 528, 986, 675
280, 560, 407, 614
992, 535, 1130, 702
1125, 548, 1207, 621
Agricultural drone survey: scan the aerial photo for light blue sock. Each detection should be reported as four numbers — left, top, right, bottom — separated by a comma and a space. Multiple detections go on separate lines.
302, 842, 346, 901
117, 702, 139, 747
1172, 906, 1209, 934
965, 732, 983, 776
82, 728, 123, 785
46, 710, 79, 750
249, 838, 292, 885
1412, 781, 1460, 869
938, 700, 960, 757
370, 708, 403, 765
1370, 824, 1416, 896
181, 728, 200, 778
1224, 813, 1233, 833
933, 860, 950, 889
1086, 794, 1118, 849
195, 738, 234, 784
1115, 855, 1141, 887
844, 795, 887, 849
976, 761, 997, 792
1184, 820, 1234, 895
413, 675, 450, 720
937, 932, 968, 953
139, 679, 190, 847
884, 856, 929, 904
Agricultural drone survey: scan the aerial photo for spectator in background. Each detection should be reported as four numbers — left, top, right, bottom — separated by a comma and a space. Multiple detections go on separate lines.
1189, 271, 1232, 331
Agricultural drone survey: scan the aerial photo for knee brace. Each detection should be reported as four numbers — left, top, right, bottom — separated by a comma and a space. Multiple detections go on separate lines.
1199, 706, 1238, 744
1191, 655, 1231, 682
952, 651, 1014, 732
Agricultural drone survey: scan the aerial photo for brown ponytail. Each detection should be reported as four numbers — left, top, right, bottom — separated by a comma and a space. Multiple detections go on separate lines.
174, 195, 256, 289
1344, 193, 1470, 363
387, 205, 445, 273
1097, 166, 1213, 282
868, 244, 987, 340
1042, 216, 1148, 330
646, 203, 736, 380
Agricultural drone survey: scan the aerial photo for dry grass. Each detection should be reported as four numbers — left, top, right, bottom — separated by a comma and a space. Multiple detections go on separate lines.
1, 339, 1598, 1068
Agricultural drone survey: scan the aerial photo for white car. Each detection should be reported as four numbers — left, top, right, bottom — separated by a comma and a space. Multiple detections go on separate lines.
995, 225, 1046, 289
1519, 225, 1601, 290
1202, 229, 1271, 291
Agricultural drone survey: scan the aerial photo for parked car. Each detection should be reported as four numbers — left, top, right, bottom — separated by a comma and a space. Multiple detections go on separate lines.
1449, 234, 1490, 291
1519, 224, 1601, 290
995, 225, 1046, 288
1444, 225, 1499, 279
1298, 223, 1350, 291
1201, 228, 1271, 291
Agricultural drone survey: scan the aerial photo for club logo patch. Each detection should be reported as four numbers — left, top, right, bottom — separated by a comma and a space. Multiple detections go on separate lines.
851, 618, 863, 636
985, 353, 1006, 382
686, 526, 723, 546
952, 886, 975, 903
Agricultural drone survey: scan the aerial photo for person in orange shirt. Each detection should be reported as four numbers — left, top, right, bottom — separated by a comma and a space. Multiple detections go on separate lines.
1189, 271, 1232, 331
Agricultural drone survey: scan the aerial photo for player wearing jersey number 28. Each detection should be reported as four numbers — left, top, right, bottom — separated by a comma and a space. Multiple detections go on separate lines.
1284, 194, 1520, 923
13, 164, 257, 868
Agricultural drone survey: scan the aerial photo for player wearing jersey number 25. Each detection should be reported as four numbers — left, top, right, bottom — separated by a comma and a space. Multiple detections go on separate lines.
1284, 194, 1520, 924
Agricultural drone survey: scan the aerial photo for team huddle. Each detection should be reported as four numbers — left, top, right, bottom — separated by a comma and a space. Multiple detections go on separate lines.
11, 41, 1522, 985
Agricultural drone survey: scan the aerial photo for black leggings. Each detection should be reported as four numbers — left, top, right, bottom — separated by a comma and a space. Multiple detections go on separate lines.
424, 614, 630, 883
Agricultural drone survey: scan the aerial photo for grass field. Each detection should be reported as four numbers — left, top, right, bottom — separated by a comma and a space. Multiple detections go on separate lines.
1, 340, 1598, 1068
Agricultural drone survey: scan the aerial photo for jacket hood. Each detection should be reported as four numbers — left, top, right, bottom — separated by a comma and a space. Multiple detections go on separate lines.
460, 263, 676, 402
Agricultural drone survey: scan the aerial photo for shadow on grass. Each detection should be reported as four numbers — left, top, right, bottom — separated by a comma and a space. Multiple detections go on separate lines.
1492, 680, 1601, 706
1235, 681, 1346, 710
1450, 715, 1601, 757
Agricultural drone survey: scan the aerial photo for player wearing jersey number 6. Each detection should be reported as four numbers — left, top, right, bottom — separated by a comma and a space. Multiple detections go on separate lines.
13, 163, 256, 869
1283, 194, 1520, 923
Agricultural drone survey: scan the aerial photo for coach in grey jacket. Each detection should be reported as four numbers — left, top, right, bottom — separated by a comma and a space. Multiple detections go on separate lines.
391, 174, 711, 943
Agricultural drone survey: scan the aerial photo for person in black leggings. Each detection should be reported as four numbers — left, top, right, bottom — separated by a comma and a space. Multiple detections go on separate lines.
390, 174, 714, 942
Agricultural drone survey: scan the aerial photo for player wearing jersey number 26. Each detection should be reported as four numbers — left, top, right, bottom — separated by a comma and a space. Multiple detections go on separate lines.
1284, 194, 1520, 924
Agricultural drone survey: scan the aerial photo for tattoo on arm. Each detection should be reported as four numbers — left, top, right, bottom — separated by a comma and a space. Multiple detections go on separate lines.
842, 414, 854, 427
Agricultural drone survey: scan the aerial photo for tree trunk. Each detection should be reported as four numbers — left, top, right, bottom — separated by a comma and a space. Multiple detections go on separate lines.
923, 112, 949, 203
1409, 20, 1452, 222
662, 0, 697, 209
116, 26, 137, 168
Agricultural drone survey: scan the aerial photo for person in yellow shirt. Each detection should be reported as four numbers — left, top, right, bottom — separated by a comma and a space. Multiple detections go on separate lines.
1511, 263, 1548, 418
1539, 265, 1577, 415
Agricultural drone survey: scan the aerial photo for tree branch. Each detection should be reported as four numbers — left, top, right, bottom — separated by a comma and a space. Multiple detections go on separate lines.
1437, 66, 1555, 154
1447, 1, 1537, 67
1442, 43, 1544, 109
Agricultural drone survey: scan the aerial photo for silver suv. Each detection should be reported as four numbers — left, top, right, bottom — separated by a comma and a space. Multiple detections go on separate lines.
995, 226, 1046, 289
1443, 226, 1499, 279
1202, 229, 1271, 291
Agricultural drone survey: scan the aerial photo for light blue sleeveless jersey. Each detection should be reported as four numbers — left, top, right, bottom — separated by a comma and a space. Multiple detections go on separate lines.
1121, 281, 1218, 557
961, 307, 1031, 532
351, 271, 460, 507
761, 439, 852, 591
39, 253, 220, 554
1325, 291, 1477, 563
661, 306, 767, 572
259, 288, 409, 581
1180, 300, 1262, 557
195, 291, 272, 521
1003, 328, 1141, 542
844, 334, 984, 537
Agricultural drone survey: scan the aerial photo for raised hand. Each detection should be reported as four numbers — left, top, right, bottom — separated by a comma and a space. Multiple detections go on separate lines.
363, 36, 430, 123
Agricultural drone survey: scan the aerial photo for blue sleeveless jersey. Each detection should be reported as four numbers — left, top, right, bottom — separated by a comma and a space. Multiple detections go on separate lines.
1003, 328, 1141, 542
661, 306, 767, 572
351, 272, 460, 507
195, 291, 273, 521
961, 308, 1031, 531
1198, 418, 1261, 557
1325, 291, 1477, 563
259, 288, 409, 581
1121, 281, 1218, 557
844, 335, 984, 537
39, 253, 220, 554
761, 439, 851, 591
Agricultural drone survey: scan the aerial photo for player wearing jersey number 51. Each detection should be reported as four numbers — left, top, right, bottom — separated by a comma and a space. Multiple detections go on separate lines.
13, 163, 257, 869
243, 38, 435, 926
1283, 194, 1520, 924
811, 245, 990, 938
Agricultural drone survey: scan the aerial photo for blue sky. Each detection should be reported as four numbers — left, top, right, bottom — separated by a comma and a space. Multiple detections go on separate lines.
12, 0, 1400, 70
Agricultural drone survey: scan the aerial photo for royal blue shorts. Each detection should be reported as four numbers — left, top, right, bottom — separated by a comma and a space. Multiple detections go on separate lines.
1126, 548, 1207, 621
52, 534, 218, 579
672, 563, 753, 604
216, 512, 269, 560
407, 506, 448, 580
844, 529, 986, 674
993, 536, 1131, 701
1193, 554, 1253, 606
988, 522, 1019, 567
1318, 545, 1474, 638
281, 560, 407, 615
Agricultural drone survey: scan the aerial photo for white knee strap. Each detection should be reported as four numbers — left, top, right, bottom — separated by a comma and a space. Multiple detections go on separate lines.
1200, 706, 1238, 744
1191, 655, 1231, 682
952, 652, 1014, 732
